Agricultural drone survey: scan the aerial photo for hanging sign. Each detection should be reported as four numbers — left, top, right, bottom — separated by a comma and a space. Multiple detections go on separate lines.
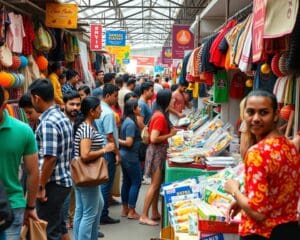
172, 25, 194, 59
252, 0, 266, 62
45, 3, 78, 29
162, 47, 172, 65
90, 24, 103, 51
105, 45, 130, 64
131, 56, 155, 66
106, 30, 126, 46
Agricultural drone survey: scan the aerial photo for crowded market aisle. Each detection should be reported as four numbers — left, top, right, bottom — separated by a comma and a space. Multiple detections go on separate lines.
69, 184, 161, 240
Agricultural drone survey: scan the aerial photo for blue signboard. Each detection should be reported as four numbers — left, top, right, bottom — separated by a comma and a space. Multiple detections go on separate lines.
106, 30, 126, 46
122, 59, 130, 64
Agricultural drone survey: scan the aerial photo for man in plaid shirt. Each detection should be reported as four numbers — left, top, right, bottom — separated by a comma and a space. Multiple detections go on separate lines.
29, 79, 73, 240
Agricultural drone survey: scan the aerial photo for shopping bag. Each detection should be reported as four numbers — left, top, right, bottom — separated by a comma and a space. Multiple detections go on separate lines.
19, 219, 47, 240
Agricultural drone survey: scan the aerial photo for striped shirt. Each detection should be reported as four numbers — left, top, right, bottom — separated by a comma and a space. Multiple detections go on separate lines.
74, 122, 104, 158
35, 105, 73, 187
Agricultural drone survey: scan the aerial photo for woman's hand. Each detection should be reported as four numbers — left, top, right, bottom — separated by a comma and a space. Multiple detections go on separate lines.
226, 201, 241, 223
170, 127, 178, 137
104, 143, 115, 153
224, 179, 240, 195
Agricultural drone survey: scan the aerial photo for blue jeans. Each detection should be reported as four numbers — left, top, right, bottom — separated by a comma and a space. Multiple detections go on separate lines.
74, 186, 103, 240
0, 231, 6, 240
101, 152, 116, 218
121, 160, 142, 208
4, 208, 24, 240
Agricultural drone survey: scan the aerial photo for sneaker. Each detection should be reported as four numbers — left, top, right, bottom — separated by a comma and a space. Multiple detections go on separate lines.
100, 216, 120, 225
142, 176, 151, 185
98, 231, 104, 238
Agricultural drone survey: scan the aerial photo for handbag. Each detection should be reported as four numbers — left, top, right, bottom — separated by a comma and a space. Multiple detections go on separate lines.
20, 218, 47, 240
141, 125, 150, 144
0, 44, 12, 67
70, 156, 109, 187
33, 23, 52, 52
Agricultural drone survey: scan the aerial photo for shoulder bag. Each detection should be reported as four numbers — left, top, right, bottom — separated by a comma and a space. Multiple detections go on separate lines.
0, 44, 12, 67
70, 156, 109, 187
141, 124, 150, 144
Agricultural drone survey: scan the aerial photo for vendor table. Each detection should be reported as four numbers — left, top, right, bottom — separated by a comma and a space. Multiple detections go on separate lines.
162, 160, 218, 228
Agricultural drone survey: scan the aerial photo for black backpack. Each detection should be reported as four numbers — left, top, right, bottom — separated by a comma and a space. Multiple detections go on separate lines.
0, 180, 14, 231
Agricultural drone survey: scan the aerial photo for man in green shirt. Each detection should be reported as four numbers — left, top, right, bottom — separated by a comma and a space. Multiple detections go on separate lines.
0, 86, 39, 240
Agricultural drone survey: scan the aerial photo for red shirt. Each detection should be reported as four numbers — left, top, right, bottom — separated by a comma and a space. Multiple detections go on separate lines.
240, 136, 300, 238
149, 111, 170, 144
171, 91, 185, 114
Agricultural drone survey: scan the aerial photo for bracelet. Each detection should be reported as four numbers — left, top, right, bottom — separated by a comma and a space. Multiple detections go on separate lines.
26, 204, 35, 210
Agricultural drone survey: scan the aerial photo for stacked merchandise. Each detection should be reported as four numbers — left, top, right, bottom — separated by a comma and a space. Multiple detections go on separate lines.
168, 114, 235, 169
161, 164, 244, 239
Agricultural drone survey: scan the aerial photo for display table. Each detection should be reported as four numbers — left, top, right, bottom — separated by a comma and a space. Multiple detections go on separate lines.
163, 160, 218, 228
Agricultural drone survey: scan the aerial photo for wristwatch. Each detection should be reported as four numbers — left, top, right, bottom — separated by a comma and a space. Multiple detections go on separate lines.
26, 204, 35, 210
39, 185, 44, 191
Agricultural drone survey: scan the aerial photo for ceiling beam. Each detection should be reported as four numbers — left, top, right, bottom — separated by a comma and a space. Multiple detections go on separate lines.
79, 17, 194, 21
78, 5, 204, 9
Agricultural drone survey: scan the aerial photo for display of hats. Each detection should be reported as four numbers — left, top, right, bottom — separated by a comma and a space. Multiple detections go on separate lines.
0, 71, 13, 87
36, 55, 48, 71
11, 73, 25, 88
279, 52, 288, 76
11, 56, 21, 70
19, 55, 29, 68
271, 53, 283, 77
280, 104, 294, 121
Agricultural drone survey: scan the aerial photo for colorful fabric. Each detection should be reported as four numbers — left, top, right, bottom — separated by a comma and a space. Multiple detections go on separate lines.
144, 143, 168, 178
240, 136, 300, 238
35, 105, 73, 187
213, 70, 229, 103
22, 16, 35, 55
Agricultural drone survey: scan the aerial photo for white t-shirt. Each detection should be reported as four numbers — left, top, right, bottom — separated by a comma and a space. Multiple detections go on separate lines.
7, 12, 25, 53
154, 83, 163, 94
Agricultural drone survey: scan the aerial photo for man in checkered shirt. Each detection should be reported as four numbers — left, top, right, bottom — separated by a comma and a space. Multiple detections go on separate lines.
29, 79, 73, 240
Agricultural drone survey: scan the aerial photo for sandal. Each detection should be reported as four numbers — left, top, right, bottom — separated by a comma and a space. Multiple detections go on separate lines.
139, 217, 158, 226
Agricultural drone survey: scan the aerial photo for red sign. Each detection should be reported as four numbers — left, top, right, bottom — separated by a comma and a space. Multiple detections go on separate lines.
132, 56, 155, 66
90, 24, 102, 51
252, 0, 266, 62
172, 25, 194, 59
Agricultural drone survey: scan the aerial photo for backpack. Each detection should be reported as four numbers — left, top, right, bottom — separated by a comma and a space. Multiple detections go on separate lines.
0, 180, 14, 231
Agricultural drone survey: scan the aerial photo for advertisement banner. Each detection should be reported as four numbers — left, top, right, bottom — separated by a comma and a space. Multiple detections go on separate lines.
162, 47, 172, 65
252, 0, 266, 62
172, 25, 194, 59
132, 56, 155, 66
90, 24, 102, 51
105, 45, 130, 65
46, 3, 78, 29
105, 30, 126, 46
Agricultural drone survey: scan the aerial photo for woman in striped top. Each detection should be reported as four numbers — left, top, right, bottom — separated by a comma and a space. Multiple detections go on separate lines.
73, 97, 115, 240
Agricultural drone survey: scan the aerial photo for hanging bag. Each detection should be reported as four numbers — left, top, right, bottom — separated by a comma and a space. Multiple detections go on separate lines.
33, 22, 52, 52
70, 156, 109, 187
141, 124, 150, 144
0, 44, 13, 67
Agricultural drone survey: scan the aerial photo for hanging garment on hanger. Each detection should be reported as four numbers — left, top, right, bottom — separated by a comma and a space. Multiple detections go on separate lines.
22, 16, 35, 55
6, 12, 25, 53
239, 15, 253, 72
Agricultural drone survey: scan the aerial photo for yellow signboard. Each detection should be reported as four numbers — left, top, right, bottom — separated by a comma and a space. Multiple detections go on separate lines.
105, 45, 130, 65
46, 3, 78, 29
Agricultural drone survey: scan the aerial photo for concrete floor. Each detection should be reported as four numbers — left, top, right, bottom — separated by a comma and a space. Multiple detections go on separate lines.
70, 184, 161, 240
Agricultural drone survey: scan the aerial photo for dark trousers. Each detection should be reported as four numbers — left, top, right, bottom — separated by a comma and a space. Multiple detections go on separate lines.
101, 152, 116, 218
241, 221, 300, 240
36, 182, 70, 240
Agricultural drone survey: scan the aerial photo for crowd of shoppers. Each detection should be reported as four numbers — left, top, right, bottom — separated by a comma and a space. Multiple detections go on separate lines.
1, 62, 299, 240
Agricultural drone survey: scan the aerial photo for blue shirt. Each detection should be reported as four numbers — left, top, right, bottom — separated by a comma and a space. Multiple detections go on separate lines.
138, 99, 152, 125
62, 82, 77, 95
120, 117, 141, 163
95, 101, 119, 148
35, 105, 73, 187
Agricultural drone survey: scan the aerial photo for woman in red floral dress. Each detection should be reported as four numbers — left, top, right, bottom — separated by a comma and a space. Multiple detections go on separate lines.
224, 90, 300, 240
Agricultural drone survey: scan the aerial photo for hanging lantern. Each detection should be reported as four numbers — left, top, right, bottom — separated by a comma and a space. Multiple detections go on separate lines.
280, 104, 294, 121
19, 55, 29, 68
245, 79, 253, 88
36, 55, 48, 71
260, 63, 271, 74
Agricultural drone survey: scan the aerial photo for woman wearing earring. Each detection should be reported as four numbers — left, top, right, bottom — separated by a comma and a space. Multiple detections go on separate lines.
224, 90, 300, 240
139, 89, 177, 226
73, 97, 115, 240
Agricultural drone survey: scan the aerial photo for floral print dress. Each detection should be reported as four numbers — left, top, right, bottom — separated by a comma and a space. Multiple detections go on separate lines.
240, 136, 300, 238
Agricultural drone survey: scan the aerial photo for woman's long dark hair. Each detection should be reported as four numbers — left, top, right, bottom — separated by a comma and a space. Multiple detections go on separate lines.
154, 89, 172, 128
74, 96, 100, 135
122, 99, 139, 127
